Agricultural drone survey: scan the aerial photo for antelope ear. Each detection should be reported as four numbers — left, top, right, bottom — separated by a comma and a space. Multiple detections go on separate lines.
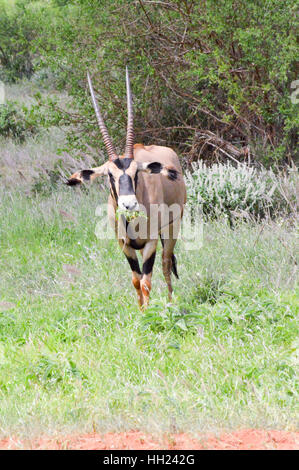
137, 161, 178, 181
66, 162, 109, 186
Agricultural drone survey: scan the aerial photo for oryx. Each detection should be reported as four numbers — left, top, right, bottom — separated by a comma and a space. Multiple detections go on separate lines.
67, 68, 186, 307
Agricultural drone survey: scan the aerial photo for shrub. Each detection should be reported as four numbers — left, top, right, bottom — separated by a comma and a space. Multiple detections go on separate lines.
185, 162, 298, 220
31, 68, 60, 90
27, 0, 298, 165
0, 101, 38, 141
0, 0, 36, 82
0, 102, 26, 141
1, 1, 297, 164
140, 300, 201, 336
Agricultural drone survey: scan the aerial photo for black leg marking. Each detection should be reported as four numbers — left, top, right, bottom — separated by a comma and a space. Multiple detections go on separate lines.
125, 255, 141, 274
160, 235, 179, 279
171, 254, 179, 279
142, 251, 156, 275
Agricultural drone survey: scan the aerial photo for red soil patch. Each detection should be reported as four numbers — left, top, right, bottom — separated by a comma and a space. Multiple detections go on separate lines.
0, 429, 298, 450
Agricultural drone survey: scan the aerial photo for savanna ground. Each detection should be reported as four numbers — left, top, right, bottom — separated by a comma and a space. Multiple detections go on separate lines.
0, 82, 298, 450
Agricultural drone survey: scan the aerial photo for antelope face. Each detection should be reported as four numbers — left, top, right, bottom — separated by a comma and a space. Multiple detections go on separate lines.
107, 158, 139, 211
67, 69, 178, 210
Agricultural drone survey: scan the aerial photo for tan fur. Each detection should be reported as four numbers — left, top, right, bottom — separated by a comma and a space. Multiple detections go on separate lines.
67, 143, 186, 307
133, 144, 186, 209
68, 69, 187, 307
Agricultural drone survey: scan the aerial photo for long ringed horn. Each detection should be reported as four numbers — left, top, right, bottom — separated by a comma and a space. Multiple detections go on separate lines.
124, 66, 134, 159
87, 72, 117, 161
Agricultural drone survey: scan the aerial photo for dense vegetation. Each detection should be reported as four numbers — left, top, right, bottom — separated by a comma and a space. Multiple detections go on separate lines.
0, 188, 297, 437
0, 0, 298, 166
0, 0, 298, 439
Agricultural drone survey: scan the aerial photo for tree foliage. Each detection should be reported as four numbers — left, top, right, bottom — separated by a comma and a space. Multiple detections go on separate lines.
0, 0, 298, 166
0, 0, 39, 81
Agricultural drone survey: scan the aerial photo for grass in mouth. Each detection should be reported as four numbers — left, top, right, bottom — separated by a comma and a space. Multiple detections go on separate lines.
115, 208, 147, 222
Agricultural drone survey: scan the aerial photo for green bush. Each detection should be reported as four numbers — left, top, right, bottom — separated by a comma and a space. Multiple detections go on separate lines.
0, 0, 36, 82
31, 68, 60, 90
0, 101, 37, 141
0, 0, 298, 165
185, 162, 298, 219
0, 102, 26, 141
140, 300, 201, 336
27, 0, 298, 165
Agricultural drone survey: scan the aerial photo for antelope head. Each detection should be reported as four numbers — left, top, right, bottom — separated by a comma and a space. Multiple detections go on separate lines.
67, 68, 176, 211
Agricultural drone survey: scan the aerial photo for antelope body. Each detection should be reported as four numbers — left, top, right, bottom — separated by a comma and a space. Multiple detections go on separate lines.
67, 69, 186, 307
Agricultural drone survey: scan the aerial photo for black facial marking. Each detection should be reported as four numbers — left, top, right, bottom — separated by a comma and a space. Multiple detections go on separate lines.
147, 162, 162, 174
167, 168, 178, 181
142, 251, 156, 275
111, 158, 136, 196
125, 255, 141, 274
108, 172, 118, 202
114, 158, 133, 170
134, 170, 138, 189
119, 173, 135, 195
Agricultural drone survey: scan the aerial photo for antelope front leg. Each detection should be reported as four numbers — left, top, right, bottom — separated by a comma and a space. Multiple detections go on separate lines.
161, 236, 178, 302
132, 272, 143, 308
140, 240, 158, 308
120, 242, 143, 307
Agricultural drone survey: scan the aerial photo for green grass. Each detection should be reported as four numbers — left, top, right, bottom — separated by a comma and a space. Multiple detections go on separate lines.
0, 187, 298, 438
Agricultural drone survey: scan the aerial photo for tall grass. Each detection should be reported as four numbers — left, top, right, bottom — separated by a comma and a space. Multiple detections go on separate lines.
0, 81, 96, 193
0, 80, 298, 439
0, 188, 297, 438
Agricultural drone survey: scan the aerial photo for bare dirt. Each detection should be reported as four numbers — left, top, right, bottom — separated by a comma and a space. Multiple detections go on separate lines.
0, 429, 298, 450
